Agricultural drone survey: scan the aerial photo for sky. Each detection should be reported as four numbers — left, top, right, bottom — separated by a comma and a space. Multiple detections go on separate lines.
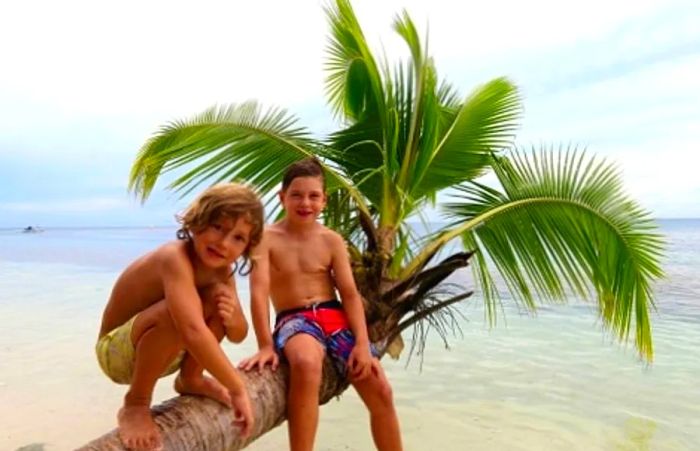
1, 0, 699, 227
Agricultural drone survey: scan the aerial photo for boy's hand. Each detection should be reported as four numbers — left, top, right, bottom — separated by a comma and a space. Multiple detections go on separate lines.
230, 389, 254, 439
239, 346, 279, 373
347, 343, 373, 381
212, 286, 239, 328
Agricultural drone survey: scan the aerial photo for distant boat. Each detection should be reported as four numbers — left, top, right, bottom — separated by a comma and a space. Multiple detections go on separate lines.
22, 226, 44, 233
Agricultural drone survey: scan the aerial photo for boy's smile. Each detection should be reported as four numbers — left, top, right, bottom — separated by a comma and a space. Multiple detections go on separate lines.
206, 246, 225, 260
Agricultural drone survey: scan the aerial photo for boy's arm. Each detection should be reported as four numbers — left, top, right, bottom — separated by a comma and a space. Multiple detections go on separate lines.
250, 233, 273, 349
160, 248, 247, 393
239, 231, 279, 371
330, 232, 370, 344
330, 232, 373, 380
214, 278, 248, 343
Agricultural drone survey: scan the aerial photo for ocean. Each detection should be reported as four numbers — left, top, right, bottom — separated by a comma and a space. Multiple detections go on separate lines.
1, 220, 698, 450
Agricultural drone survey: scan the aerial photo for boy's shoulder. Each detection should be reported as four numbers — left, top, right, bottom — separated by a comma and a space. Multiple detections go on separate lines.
311, 225, 345, 252
154, 239, 188, 256
262, 223, 283, 243
149, 240, 193, 269
318, 224, 343, 242
153, 240, 227, 283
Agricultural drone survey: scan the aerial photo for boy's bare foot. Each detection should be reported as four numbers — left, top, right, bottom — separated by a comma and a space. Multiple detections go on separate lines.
175, 374, 232, 407
118, 405, 162, 451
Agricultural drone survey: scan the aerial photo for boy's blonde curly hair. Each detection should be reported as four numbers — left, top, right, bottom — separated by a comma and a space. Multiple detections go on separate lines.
176, 183, 264, 272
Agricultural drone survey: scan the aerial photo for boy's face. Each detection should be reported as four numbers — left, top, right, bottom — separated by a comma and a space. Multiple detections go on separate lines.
191, 215, 253, 269
279, 176, 326, 224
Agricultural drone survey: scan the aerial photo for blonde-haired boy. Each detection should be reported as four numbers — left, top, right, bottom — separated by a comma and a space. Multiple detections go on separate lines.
96, 183, 262, 450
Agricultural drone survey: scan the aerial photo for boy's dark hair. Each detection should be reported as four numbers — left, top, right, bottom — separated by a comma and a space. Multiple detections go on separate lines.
176, 183, 264, 274
282, 157, 325, 190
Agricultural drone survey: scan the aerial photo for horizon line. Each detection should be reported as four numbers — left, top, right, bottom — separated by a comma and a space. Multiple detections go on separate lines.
1, 217, 699, 230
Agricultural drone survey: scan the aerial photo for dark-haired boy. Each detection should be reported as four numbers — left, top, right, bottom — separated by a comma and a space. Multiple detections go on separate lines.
240, 158, 403, 451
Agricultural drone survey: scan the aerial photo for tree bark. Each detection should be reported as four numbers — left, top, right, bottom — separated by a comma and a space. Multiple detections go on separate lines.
78, 360, 346, 451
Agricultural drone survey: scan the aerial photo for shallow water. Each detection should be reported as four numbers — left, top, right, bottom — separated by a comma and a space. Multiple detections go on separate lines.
1, 220, 698, 450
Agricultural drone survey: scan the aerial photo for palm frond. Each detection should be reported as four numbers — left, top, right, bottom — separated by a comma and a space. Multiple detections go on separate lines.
384, 61, 413, 180
405, 147, 664, 360
396, 287, 471, 368
411, 77, 521, 199
393, 12, 439, 201
129, 102, 312, 200
325, 120, 385, 207
129, 102, 371, 217
322, 187, 376, 255
324, 0, 386, 123
436, 80, 462, 111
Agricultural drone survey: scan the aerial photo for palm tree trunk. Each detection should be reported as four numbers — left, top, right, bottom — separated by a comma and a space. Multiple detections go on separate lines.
78, 361, 347, 450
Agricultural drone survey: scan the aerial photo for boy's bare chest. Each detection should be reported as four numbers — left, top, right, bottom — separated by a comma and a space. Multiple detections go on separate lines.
269, 238, 331, 275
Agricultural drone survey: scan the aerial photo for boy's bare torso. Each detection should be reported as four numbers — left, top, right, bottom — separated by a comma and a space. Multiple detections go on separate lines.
266, 222, 337, 313
99, 240, 229, 338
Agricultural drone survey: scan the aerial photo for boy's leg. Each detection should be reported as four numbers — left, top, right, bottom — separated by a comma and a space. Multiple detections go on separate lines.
352, 358, 403, 451
174, 286, 231, 406
284, 333, 326, 451
121, 299, 186, 450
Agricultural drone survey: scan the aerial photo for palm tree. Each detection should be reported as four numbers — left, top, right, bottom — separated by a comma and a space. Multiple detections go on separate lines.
81, 0, 663, 449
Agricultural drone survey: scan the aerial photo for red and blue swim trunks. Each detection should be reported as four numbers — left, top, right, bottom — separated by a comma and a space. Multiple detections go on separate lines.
272, 299, 378, 377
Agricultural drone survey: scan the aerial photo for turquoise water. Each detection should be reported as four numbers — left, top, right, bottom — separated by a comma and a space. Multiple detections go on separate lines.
1, 220, 699, 450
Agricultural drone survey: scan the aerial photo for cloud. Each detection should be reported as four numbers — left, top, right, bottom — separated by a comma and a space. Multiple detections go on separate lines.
0, 0, 698, 223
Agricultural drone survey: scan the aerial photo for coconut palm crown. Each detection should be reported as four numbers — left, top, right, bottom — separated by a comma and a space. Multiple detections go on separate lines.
129, 0, 663, 362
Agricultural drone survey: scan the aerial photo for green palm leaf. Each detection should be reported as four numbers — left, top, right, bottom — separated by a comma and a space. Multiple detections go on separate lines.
324, 0, 386, 123
405, 147, 663, 360
393, 11, 431, 189
326, 119, 385, 207
129, 102, 371, 217
411, 78, 521, 199
129, 102, 311, 198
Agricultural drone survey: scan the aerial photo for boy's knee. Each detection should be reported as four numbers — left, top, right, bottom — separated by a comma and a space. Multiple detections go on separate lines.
376, 379, 394, 406
288, 352, 323, 379
360, 376, 394, 411
143, 307, 178, 338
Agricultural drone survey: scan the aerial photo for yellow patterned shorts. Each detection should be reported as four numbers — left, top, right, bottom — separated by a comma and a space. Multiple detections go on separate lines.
95, 316, 184, 384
